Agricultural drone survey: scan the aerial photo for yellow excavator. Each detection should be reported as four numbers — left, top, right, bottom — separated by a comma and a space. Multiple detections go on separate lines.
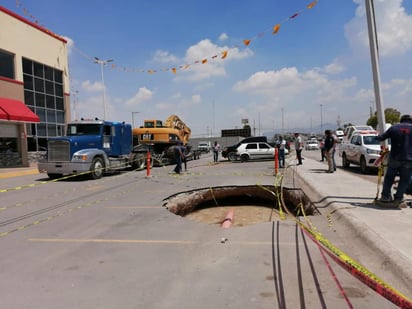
132, 115, 199, 166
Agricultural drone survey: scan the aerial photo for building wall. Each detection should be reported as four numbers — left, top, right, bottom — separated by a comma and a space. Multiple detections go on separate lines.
0, 7, 69, 91
0, 77, 24, 100
0, 6, 70, 165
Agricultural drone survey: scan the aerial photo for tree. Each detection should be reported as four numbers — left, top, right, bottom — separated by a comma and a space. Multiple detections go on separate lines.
366, 108, 401, 129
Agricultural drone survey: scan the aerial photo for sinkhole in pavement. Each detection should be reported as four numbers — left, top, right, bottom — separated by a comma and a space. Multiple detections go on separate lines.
163, 185, 318, 227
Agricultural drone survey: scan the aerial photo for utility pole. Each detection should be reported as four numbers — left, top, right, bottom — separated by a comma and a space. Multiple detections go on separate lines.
365, 0, 386, 140
72, 90, 79, 121
131, 111, 140, 128
94, 57, 113, 120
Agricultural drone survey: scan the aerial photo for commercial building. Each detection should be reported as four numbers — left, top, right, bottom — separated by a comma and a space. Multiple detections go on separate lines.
0, 6, 70, 167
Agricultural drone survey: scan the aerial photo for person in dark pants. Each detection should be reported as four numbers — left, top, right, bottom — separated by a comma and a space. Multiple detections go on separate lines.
320, 140, 326, 161
376, 114, 412, 207
294, 133, 303, 165
173, 142, 184, 174
324, 130, 335, 173
276, 135, 286, 168
180, 144, 187, 172
213, 141, 220, 163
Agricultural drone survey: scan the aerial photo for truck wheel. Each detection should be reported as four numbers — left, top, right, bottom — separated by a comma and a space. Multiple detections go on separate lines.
240, 154, 249, 162
132, 153, 146, 170
360, 156, 368, 174
228, 152, 237, 161
48, 173, 63, 180
90, 157, 104, 179
342, 153, 350, 168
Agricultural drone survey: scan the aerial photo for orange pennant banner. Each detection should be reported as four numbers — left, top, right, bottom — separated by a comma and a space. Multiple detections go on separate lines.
15, 0, 320, 75
307, 1, 318, 9
243, 39, 251, 46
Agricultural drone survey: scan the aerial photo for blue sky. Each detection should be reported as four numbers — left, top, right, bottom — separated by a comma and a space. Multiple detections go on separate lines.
4, 0, 412, 137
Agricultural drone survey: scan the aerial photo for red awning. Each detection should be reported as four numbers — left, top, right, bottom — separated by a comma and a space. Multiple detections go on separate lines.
0, 97, 40, 123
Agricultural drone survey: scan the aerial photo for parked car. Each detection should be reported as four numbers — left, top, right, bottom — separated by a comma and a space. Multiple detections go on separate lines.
339, 130, 390, 173
222, 136, 267, 161
197, 141, 211, 153
343, 125, 374, 142
235, 142, 276, 162
305, 140, 319, 151
335, 130, 344, 143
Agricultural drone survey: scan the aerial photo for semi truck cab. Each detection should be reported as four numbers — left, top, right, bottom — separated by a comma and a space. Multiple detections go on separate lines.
38, 119, 133, 179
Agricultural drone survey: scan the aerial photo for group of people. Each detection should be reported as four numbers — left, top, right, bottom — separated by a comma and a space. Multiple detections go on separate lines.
171, 114, 412, 207
172, 141, 221, 174
293, 114, 412, 207
375, 114, 412, 207
172, 141, 187, 174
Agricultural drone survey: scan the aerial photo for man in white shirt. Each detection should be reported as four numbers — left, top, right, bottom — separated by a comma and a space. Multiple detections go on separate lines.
294, 133, 303, 165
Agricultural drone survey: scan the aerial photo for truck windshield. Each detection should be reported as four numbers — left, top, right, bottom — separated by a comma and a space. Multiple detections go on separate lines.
363, 136, 391, 145
67, 124, 101, 136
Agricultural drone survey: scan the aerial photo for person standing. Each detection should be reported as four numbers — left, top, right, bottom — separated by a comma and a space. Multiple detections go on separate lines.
376, 114, 412, 206
180, 143, 187, 172
320, 139, 326, 162
324, 130, 335, 173
172, 142, 184, 174
277, 136, 286, 168
294, 133, 303, 165
332, 131, 339, 171
213, 141, 220, 163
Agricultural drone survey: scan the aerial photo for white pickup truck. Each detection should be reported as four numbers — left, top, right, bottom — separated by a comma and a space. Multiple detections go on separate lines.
338, 130, 388, 174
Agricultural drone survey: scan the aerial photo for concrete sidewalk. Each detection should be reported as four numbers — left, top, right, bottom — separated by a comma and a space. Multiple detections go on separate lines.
291, 156, 412, 291
0, 163, 39, 179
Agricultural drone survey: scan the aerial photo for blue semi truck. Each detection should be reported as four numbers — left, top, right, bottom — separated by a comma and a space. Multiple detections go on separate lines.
38, 119, 150, 179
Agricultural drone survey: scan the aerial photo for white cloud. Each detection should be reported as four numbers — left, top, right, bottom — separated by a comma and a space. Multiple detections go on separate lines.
191, 94, 201, 104
233, 66, 357, 101
219, 32, 228, 41
174, 94, 202, 109
63, 36, 74, 55
124, 87, 154, 108
345, 0, 412, 57
76, 95, 106, 120
155, 102, 174, 110
152, 50, 178, 63
81, 80, 102, 92
231, 65, 362, 128
175, 39, 253, 82
322, 60, 345, 75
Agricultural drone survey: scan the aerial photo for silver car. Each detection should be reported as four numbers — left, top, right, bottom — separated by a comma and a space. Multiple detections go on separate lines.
305, 140, 319, 151
235, 142, 275, 162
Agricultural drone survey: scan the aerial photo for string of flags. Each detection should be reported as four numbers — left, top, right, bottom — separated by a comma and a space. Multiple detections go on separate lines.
14, 0, 318, 75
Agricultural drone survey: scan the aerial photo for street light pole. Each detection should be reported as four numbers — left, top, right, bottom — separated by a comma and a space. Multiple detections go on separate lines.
131, 111, 140, 128
73, 90, 79, 121
94, 57, 113, 120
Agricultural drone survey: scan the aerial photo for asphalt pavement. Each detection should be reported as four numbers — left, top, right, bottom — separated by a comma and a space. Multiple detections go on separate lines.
1, 154, 412, 305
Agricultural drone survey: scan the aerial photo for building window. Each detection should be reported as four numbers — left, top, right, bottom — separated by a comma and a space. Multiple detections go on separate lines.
0, 50, 15, 79
23, 58, 66, 151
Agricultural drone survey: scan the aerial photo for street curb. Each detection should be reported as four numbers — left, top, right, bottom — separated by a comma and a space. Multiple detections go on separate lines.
329, 206, 412, 291
294, 166, 412, 292
0, 168, 39, 179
